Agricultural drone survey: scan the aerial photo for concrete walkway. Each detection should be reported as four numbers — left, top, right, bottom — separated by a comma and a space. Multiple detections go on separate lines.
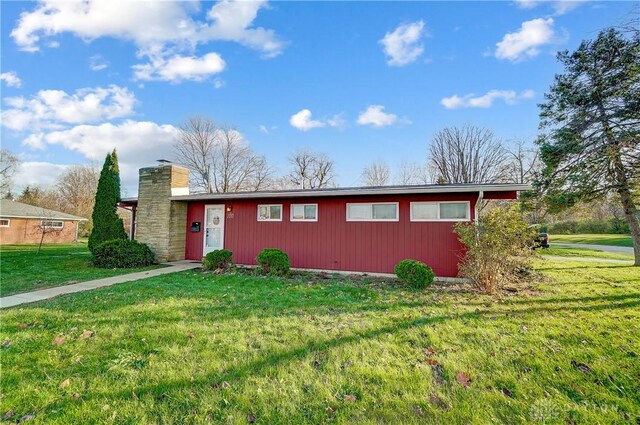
551, 242, 633, 254
542, 255, 633, 264
0, 260, 201, 309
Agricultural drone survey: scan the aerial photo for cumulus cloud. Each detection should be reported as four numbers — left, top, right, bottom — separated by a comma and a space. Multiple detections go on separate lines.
495, 18, 555, 61
357, 105, 399, 128
132, 52, 226, 82
441, 89, 535, 109
290, 109, 325, 131
13, 161, 69, 188
1, 85, 137, 131
379, 21, 426, 66
11, 0, 283, 82
289, 109, 340, 132
0, 71, 22, 88
21, 120, 180, 189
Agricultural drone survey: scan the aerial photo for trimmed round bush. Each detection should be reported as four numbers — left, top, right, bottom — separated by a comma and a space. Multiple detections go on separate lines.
256, 248, 290, 276
203, 249, 234, 271
92, 239, 156, 269
394, 259, 435, 289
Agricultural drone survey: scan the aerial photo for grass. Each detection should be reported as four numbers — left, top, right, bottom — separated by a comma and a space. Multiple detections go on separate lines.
550, 234, 632, 247
542, 246, 634, 261
0, 243, 162, 297
1, 261, 639, 424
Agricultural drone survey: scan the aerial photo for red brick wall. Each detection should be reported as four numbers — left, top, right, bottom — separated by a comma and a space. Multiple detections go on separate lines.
0, 218, 78, 244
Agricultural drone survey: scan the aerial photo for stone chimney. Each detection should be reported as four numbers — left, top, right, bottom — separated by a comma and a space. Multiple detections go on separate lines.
135, 164, 189, 262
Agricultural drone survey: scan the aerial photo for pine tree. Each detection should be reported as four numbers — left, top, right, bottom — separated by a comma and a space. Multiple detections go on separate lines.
535, 28, 640, 265
88, 150, 127, 252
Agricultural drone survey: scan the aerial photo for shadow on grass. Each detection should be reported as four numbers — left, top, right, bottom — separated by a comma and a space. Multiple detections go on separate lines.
36, 291, 639, 406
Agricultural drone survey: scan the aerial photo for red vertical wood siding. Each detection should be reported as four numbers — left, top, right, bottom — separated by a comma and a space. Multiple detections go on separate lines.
182, 191, 516, 277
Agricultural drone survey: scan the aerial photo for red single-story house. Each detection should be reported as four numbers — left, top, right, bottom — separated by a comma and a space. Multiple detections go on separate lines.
120, 164, 529, 278
0, 199, 86, 244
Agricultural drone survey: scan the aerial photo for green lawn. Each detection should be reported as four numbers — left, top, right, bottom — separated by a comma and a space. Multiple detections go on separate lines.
1, 260, 638, 424
0, 243, 161, 296
550, 234, 633, 247
542, 246, 634, 261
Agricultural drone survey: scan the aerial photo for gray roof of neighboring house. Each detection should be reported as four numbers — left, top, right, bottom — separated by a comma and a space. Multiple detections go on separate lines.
0, 199, 87, 221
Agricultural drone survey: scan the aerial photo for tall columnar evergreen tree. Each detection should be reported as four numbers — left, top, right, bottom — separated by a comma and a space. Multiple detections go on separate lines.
88, 150, 127, 252
535, 28, 640, 265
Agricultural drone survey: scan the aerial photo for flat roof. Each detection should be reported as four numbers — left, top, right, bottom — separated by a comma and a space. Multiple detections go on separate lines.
121, 183, 530, 203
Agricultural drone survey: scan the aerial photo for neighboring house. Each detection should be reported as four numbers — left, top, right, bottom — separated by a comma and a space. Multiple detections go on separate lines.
0, 199, 86, 244
121, 164, 529, 278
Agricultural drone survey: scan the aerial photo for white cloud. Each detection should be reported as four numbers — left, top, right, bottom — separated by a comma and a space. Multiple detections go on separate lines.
13, 161, 69, 188
21, 120, 180, 189
441, 89, 535, 109
213, 78, 225, 89
357, 105, 399, 128
0, 71, 22, 88
89, 54, 109, 71
259, 125, 270, 134
11, 0, 283, 82
514, 0, 586, 15
289, 109, 326, 131
132, 52, 226, 82
495, 18, 555, 61
1, 85, 137, 131
379, 21, 426, 66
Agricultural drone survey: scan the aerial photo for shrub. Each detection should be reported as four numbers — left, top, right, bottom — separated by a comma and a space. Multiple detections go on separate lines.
256, 248, 290, 275
203, 249, 234, 271
394, 259, 435, 289
92, 239, 156, 268
455, 204, 537, 294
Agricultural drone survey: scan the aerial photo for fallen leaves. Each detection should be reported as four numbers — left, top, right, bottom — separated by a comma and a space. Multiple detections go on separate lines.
430, 364, 445, 386
17, 323, 28, 329
59, 379, 70, 389
571, 360, 591, 375
343, 394, 357, 403
1, 340, 10, 349
80, 330, 94, 339
52, 336, 66, 346
247, 413, 257, 423
428, 394, 449, 410
456, 372, 472, 388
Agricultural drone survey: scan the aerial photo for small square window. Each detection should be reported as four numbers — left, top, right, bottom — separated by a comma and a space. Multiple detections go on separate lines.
257, 204, 283, 221
291, 204, 318, 221
0, 219, 10, 227
440, 202, 468, 219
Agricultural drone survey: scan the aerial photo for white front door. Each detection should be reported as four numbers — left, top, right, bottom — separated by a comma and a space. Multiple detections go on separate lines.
203, 205, 225, 255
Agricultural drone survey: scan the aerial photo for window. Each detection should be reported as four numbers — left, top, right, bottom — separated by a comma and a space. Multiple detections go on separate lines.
346, 202, 398, 221
41, 220, 64, 229
410, 201, 470, 221
0, 219, 9, 227
257, 204, 282, 221
291, 204, 318, 221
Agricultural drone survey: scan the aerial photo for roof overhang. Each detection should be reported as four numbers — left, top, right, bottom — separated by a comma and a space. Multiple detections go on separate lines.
155, 183, 531, 202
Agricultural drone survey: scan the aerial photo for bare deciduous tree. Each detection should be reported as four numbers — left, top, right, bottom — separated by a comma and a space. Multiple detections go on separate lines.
361, 160, 390, 186
212, 127, 274, 192
174, 117, 274, 193
504, 140, 541, 184
0, 149, 20, 196
428, 124, 508, 184
395, 160, 429, 185
174, 117, 217, 193
56, 164, 99, 235
288, 150, 336, 189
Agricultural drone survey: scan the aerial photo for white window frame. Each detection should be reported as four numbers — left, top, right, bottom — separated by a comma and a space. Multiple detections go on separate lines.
410, 201, 471, 222
0, 219, 10, 227
346, 202, 399, 222
290, 203, 318, 222
257, 204, 283, 222
41, 220, 64, 229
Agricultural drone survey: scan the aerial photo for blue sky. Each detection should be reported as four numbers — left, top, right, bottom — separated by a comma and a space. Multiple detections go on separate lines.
0, 0, 634, 195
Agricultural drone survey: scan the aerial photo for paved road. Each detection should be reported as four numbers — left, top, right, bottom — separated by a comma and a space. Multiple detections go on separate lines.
0, 260, 201, 309
552, 242, 634, 254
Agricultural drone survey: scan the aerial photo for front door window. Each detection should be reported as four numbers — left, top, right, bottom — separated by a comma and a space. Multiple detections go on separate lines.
204, 205, 224, 254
